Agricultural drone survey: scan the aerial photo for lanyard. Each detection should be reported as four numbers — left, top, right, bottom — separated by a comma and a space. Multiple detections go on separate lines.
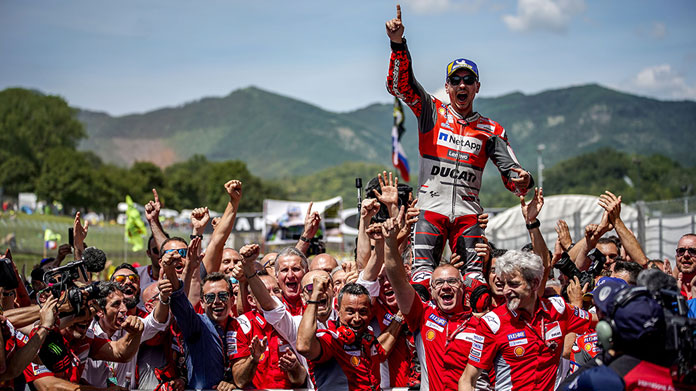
445, 314, 472, 347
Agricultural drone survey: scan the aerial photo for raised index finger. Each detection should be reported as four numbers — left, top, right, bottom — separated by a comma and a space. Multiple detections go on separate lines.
396, 4, 401, 20
152, 188, 159, 203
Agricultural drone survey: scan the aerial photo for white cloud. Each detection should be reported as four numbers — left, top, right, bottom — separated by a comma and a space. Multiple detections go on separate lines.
650, 21, 666, 39
502, 0, 585, 33
406, 0, 485, 14
623, 64, 696, 101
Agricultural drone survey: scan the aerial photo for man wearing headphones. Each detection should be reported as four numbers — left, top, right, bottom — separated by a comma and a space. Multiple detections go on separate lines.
559, 280, 676, 390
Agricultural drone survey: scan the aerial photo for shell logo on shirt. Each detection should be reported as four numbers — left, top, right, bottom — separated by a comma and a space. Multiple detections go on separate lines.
426, 330, 436, 341
514, 346, 525, 357
584, 343, 593, 352
350, 356, 360, 367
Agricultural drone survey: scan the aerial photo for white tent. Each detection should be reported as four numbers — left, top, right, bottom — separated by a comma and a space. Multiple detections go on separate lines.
487, 194, 638, 250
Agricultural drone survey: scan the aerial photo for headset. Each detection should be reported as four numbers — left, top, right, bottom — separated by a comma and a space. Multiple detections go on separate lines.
596, 286, 651, 351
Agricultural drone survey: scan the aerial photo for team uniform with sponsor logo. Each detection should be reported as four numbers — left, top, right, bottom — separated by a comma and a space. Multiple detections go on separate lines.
370, 299, 414, 388
469, 297, 593, 391
569, 330, 599, 372
234, 309, 304, 389
402, 293, 480, 391
283, 295, 305, 317
23, 328, 110, 385
314, 321, 386, 391
1, 318, 29, 391
386, 40, 532, 284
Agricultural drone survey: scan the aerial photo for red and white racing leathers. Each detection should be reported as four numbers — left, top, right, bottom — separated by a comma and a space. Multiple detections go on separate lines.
386, 40, 533, 284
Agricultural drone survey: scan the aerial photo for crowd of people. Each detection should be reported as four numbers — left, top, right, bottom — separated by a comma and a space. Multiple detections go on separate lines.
1, 173, 694, 391
1, 5, 695, 391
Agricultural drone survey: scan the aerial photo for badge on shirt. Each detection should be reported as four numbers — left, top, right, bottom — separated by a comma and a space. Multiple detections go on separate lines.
425, 320, 444, 332
514, 346, 525, 357
544, 322, 562, 340
425, 330, 436, 341
350, 356, 360, 367
226, 331, 238, 355
507, 331, 528, 347
345, 349, 361, 357
383, 313, 394, 326
428, 313, 447, 327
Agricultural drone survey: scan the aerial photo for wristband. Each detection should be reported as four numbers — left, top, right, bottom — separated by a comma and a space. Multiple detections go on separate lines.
159, 293, 171, 305
307, 300, 322, 304
299, 236, 311, 243
393, 315, 404, 324
244, 271, 258, 280
190, 234, 203, 239
526, 219, 540, 230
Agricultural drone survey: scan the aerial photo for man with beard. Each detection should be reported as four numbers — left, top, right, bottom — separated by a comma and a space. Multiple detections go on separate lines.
382, 207, 480, 391
297, 278, 401, 391
385, 5, 533, 286
110, 264, 144, 313
459, 250, 595, 391
82, 281, 169, 387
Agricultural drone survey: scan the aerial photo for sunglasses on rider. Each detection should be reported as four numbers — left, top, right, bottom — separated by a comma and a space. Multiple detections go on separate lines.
203, 291, 230, 304
677, 247, 696, 257
112, 274, 139, 284
164, 248, 188, 258
448, 74, 477, 86
302, 284, 313, 294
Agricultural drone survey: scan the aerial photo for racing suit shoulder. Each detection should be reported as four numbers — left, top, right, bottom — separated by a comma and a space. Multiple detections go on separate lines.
386, 39, 437, 134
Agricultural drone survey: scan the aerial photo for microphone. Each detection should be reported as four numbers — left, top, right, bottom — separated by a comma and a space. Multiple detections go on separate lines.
82, 247, 106, 273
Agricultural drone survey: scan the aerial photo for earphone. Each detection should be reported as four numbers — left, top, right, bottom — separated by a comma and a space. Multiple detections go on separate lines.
596, 287, 651, 351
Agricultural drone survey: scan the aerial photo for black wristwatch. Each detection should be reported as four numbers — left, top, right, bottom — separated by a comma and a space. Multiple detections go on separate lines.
190, 234, 203, 239
299, 236, 311, 243
525, 219, 540, 230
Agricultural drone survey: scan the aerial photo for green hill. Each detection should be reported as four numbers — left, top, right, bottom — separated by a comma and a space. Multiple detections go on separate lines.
77, 84, 696, 180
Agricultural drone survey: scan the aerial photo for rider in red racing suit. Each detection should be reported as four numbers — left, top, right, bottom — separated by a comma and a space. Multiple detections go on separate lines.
385, 5, 533, 285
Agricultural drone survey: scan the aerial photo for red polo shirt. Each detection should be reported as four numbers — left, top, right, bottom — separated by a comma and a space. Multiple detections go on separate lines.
469, 296, 592, 391
404, 294, 479, 391
314, 321, 386, 391
234, 310, 298, 389
1, 319, 28, 391
372, 299, 413, 387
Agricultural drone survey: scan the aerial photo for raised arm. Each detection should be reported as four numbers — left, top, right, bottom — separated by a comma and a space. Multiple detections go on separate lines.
296, 202, 321, 255
201, 180, 242, 274
181, 236, 202, 302
376, 311, 404, 356
362, 223, 386, 282
0, 298, 58, 381
72, 211, 89, 262
296, 273, 329, 361
599, 191, 648, 267
357, 198, 381, 270
145, 189, 168, 251
520, 187, 551, 297
190, 207, 210, 237
382, 207, 417, 316
239, 244, 276, 312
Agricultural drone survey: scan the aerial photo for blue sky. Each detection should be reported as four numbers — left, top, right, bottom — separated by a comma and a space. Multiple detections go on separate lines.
1, 0, 695, 116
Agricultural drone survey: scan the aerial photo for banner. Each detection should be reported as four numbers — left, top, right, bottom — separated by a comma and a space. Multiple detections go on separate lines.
391, 97, 410, 182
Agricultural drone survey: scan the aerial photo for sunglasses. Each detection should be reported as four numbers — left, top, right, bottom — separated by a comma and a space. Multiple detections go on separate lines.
164, 248, 187, 258
302, 284, 313, 294
112, 274, 139, 284
448, 74, 477, 86
150, 247, 159, 255
203, 291, 230, 304
2, 290, 16, 297
677, 247, 696, 257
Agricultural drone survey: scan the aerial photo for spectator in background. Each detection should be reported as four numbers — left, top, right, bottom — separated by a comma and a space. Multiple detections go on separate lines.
310, 253, 339, 275
595, 237, 620, 271
609, 260, 643, 285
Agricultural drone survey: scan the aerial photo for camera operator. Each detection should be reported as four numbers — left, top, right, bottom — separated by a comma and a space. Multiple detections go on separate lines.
0, 295, 58, 390
559, 280, 679, 390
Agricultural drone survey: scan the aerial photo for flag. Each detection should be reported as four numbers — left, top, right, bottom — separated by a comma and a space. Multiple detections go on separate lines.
391, 97, 410, 182
124, 195, 147, 252
44, 229, 61, 250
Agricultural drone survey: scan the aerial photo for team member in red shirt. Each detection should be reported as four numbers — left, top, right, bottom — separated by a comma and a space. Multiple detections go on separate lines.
232, 272, 307, 389
274, 247, 308, 316
297, 274, 402, 391
382, 207, 480, 391
459, 250, 595, 391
